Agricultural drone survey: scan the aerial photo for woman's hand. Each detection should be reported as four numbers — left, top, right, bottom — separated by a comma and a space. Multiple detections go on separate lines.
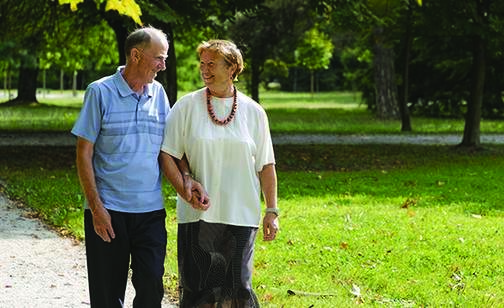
263, 212, 279, 241
189, 192, 210, 211
184, 176, 210, 211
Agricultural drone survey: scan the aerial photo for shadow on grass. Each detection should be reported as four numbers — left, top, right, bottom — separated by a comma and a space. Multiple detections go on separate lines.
0, 101, 82, 110
2, 144, 503, 215
274, 144, 504, 171
275, 144, 504, 214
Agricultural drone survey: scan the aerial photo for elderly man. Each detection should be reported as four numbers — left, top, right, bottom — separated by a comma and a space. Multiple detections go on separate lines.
72, 26, 202, 308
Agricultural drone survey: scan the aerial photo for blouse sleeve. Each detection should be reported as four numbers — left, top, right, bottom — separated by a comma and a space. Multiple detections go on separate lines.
254, 106, 276, 172
161, 96, 187, 160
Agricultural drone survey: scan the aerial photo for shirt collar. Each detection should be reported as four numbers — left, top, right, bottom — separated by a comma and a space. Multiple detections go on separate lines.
114, 66, 154, 99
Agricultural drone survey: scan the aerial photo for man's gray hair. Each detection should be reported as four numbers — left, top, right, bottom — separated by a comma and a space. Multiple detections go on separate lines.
124, 26, 168, 62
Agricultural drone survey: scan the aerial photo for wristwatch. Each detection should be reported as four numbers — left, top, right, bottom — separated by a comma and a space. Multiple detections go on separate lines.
265, 207, 279, 217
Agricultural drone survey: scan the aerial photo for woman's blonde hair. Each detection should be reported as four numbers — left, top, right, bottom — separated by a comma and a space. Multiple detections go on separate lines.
197, 40, 244, 80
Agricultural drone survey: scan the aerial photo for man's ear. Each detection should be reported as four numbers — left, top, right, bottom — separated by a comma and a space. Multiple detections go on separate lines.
131, 47, 142, 62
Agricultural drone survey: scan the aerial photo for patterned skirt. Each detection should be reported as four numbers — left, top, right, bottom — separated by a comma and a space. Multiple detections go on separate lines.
177, 221, 260, 308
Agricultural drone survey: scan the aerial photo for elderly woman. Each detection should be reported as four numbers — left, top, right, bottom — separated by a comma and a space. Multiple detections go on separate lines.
160, 39, 279, 307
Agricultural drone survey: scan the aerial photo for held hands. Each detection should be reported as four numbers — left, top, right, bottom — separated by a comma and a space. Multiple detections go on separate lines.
183, 175, 210, 211
263, 212, 279, 241
189, 187, 210, 210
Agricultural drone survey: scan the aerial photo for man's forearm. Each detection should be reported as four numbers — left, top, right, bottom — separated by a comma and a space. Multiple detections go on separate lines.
76, 138, 102, 213
159, 152, 185, 196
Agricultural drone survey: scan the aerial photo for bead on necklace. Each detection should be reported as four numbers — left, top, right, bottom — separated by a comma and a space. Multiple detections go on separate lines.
206, 87, 237, 126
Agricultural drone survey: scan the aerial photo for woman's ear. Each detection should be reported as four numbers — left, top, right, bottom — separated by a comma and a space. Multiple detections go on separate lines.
229, 64, 237, 80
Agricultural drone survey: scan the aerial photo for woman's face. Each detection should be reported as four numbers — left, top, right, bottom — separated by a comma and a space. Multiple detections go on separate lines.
199, 50, 234, 90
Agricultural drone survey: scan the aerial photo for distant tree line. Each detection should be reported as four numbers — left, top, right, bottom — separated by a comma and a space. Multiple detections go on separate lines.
1, 0, 503, 146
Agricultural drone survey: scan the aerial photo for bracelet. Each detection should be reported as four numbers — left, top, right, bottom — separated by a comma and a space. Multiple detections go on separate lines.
265, 207, 279, 217
182, 171, 192, 177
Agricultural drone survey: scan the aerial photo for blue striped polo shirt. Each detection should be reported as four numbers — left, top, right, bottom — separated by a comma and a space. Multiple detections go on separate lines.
71, 67, 171, 213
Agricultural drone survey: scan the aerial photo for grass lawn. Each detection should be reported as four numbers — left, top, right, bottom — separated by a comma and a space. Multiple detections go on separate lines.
1, 90, 504, 306
2, 89, 504, 134
1, 145, 503, 306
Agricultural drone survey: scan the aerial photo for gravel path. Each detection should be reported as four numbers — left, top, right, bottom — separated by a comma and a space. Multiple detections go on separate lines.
0, 193, 175, 307
272, 133, 504, 145
2, 132, 504, 146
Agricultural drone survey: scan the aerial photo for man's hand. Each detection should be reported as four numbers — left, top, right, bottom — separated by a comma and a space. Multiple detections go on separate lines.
91, 206, 115, 242
263, 212, 279, 241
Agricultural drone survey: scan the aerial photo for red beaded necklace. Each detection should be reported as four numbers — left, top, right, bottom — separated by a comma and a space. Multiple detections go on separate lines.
206, 86, 237, 126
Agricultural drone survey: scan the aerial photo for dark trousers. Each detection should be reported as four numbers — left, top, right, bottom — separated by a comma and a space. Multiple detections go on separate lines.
178, 221, 259, 307
84, 209, 167, 308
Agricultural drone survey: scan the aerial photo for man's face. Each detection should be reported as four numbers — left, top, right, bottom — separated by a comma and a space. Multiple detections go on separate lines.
137, 38, 168, 84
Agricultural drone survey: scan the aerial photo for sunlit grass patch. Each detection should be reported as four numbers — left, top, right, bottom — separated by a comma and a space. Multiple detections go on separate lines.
2, 90, 504, 134
253, 194, 504, 307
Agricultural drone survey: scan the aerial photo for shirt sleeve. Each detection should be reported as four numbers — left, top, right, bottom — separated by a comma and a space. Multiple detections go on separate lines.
254, 107, 276, 172
71, 85, 102, 144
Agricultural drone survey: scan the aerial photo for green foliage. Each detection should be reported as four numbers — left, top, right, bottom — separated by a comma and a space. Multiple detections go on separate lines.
295, 27, 334, 71
41, 20, 118, 73
340, 46, 373, 95
1, 0, 503, 119
59, 0, 143, 25
229, 0, 314, 96
104, 0, 142, 25
262, 59, 289, 88
0, 0, 119, 95
173, 29, 208, 92
0, 1, 56, 71
321, 0, 504, 119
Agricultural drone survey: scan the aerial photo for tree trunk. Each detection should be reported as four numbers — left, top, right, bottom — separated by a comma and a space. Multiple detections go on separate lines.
103, 11, 130, 66
148, 24, 177, 105
9, 65, 39, 105
293, 67, 297, 93
399, 44, 412, 131
460, 0, 489, 148
373, 27, 399, 120
163, 26, 177, 106
4, 68, 12, 99
460, 35, 485, 148
310, 70, 315, 97
398, 4, 413, 132
72, 70, 77, 97
60, 69, 64, 92
42, 69, 46, 98
250, 54, 261, 103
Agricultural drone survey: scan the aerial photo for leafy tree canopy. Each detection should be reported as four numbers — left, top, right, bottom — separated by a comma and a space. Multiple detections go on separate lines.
58, 0, 142, 24
295, 27, 334, 71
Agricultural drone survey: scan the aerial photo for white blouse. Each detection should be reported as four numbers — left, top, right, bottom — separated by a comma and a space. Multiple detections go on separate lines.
161, 87, 275, 227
